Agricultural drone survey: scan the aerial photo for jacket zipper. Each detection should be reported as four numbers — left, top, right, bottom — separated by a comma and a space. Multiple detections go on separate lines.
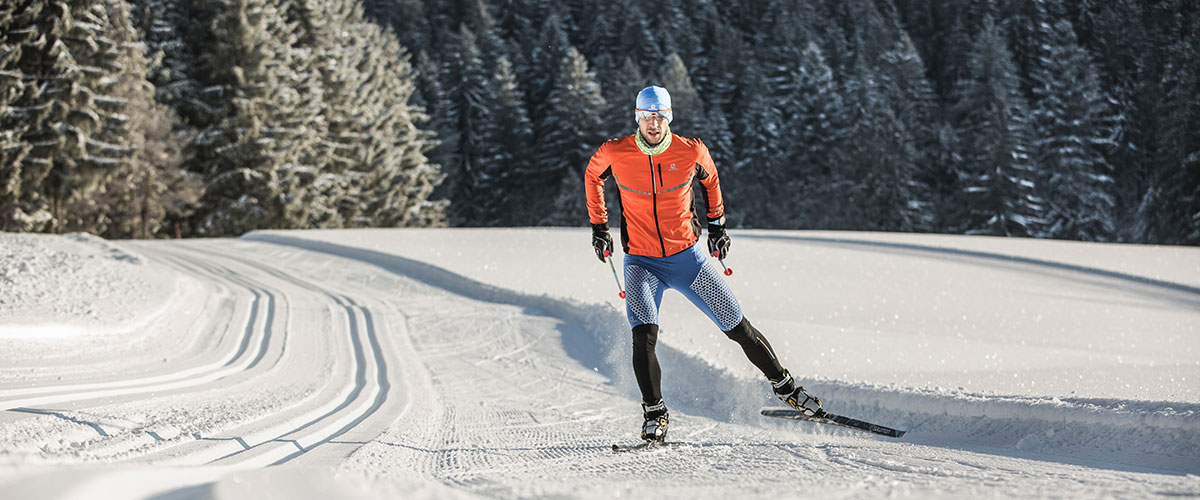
649, 156, 666, 257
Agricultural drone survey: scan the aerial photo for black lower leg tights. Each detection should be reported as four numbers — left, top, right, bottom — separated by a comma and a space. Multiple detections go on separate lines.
724, 317, 785, 381
631, 323, 662, 404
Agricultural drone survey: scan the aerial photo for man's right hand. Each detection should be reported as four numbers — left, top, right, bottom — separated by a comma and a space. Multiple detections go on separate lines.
591, 224, 613, 262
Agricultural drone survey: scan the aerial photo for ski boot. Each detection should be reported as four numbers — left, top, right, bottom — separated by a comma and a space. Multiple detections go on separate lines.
641, 399, 669, 442
771, 370, 824, 417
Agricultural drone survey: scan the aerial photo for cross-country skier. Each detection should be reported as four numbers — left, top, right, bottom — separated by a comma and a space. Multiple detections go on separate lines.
585, 85, 824, 442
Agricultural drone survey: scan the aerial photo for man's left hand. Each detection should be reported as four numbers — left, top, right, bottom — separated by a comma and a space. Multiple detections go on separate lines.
708, 220, 731, 260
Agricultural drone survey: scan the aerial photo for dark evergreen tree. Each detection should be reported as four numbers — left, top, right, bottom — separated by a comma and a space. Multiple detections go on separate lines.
1029, 18, 1117, 241
657, 53, 703, 139
1073, 0, 1150, 242
359, 0, 429, 51
0, 0, 1190, 242
1148, 29, 1200, 244
692, 20, 744, 115
294, 0, 443, 228
414, 48, 459, 213
66, 0, 189, 238
780, 42, 847, 230
186, 0, 323, 236
441, 25, 499, 226
525, 10, 572, 126
467, 0, 508, 74
537, 47, 607, 226
881, 35, 941, 232
841, 52, 929, 232
9, 0, 97, 232
726, 59, 784, 228
600, 56, 644, 139
950, 16, 1044, 237
489, 56, 535, 226
0, 1, 36, 231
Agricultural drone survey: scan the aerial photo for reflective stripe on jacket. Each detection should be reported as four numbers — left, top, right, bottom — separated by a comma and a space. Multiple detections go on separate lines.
584, 133, 725, 258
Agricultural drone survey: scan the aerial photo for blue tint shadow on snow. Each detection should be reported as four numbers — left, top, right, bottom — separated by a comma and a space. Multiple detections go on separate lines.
739, 232, 1200, 305
242, 231, 1200, 476
240, 232, 774, 424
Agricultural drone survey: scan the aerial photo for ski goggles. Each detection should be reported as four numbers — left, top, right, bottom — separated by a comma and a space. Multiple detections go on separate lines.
635, 109, 673, 123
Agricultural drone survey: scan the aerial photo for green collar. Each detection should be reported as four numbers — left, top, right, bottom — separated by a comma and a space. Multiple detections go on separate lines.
634, 128, 672, 155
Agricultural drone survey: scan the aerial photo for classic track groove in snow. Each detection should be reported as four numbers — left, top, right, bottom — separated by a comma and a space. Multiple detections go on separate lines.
1, 229, 1197, 499
123, 242, 397, 468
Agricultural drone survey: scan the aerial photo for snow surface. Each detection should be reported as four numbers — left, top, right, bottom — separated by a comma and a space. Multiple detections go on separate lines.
0, 227, 1197, 499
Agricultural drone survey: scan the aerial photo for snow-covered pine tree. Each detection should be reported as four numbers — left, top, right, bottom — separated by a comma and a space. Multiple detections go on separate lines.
1148, 28, 1200, 244
933, 13, 976, 102
74, 0, 200, 239
757, 2, 811, 126
726, 59, 783, 228
781, 41, 846, 230
951, 15, 1044, 237
691, 20, 743, 117
1, 0, 133, 233
354, 34, 445, 228
616, 7, 663, 77
1029, 18, 1117, 241
601, 56, 644, 138
414, 49, 459, 213
56, 0, 166, 236
649, 0, 694, 62
657, 53, 702, 139
1072, 0, 1148, 242
359, 0, 429, 53
467, 0, 508, 76
537, 47, 607, 227
0, 1, 36, 231
292, 0, 441, 229
525, 10, 572, 127
490, 0, 541, 87
489, 56, 534, 226
188, 0, 324, 236
129, 0, 195, 111
443, 24, 499, 226
880, 35, 940, 232
840, 51, 928, 232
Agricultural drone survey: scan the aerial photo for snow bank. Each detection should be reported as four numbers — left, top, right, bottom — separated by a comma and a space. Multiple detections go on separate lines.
0, 232, 185, 338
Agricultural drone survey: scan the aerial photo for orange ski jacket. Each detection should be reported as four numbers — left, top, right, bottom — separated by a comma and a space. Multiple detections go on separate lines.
585, 133, 725, 258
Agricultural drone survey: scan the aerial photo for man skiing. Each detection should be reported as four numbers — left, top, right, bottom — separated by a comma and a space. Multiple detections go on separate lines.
585, 85, 824, 442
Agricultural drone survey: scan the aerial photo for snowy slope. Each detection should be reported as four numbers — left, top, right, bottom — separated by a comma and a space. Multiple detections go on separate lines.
0, 228, 1197, 499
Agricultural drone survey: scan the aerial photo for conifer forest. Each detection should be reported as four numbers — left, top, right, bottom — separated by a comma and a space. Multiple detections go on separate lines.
1, 0, 1197, 244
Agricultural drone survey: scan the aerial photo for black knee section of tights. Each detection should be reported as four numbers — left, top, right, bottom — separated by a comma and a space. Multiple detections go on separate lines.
631, 323, 662, 404
723, 317, 785, 381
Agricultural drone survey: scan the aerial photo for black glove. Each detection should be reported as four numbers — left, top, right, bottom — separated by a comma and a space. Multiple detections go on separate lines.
591, 223, 613, 262
707, 217, 731, 260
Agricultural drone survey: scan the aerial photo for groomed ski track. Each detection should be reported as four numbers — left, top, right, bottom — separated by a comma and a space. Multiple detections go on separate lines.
0, 229, 1196, 499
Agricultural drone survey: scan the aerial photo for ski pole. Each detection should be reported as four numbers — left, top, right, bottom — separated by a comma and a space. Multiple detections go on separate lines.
605, 250, 626, 299
713, 251, 733, 276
